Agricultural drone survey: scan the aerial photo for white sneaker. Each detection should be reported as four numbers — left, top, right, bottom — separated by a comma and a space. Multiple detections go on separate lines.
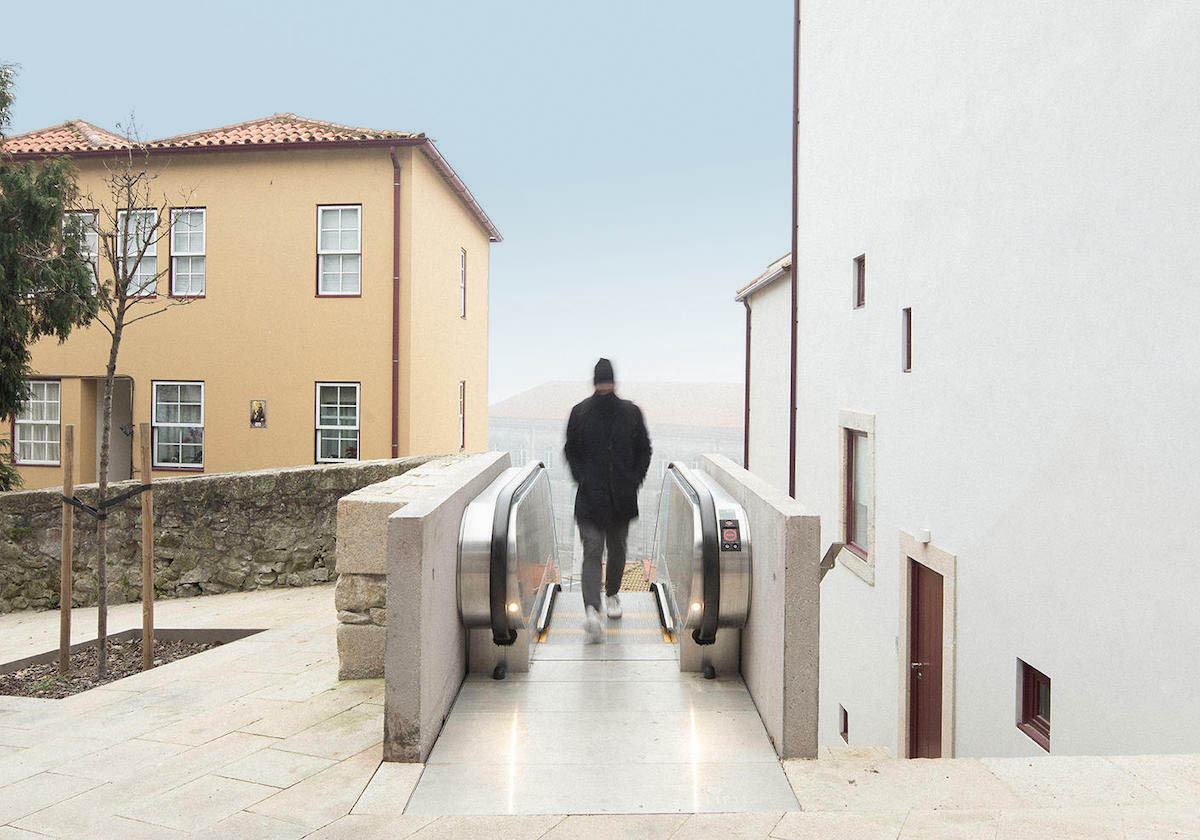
584, 606, 604, 644
606, 594, 623, 619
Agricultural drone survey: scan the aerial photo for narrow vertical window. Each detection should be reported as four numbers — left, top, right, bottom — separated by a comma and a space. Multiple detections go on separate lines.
1018, 660, 1051, 751
458, 380, 466, 450
839, 705, 849, 743
845, 429, 870, 558
170, 208, 206, 297
14, 380, 61, 465
317, 205, 361, 295
152, 381, 204, 468
316, 382, 360, 462
853, 254, 866, 308
902, 307, 912, 372
118, 209, 158, 296
460, 248, 467, 319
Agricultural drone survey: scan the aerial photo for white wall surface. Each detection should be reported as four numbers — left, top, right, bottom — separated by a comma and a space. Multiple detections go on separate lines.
746, 276, 793, 495
791, 1, 1200, 757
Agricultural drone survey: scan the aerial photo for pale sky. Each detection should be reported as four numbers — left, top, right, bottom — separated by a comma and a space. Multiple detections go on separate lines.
1, 0, 791, 402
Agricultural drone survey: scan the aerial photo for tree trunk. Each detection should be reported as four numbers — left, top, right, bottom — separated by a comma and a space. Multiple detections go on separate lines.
95, 318, 123, 677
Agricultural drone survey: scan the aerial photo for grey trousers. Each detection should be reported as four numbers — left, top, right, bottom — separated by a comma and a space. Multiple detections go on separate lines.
578, 519, 630, 613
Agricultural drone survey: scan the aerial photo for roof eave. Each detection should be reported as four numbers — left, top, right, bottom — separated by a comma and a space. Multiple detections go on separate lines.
735, 265, 791, 301
416, 140, 502, 243
5, 136, 501, 244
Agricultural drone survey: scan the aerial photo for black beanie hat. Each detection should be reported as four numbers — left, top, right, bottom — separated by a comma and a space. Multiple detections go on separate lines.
594, 358, 614, 385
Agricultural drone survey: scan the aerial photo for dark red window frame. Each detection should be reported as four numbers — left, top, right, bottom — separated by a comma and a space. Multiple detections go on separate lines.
1018, 660, 1051, 751
853, 254, 866, 308
902, 307, 912, 372
844, 428, 867, 560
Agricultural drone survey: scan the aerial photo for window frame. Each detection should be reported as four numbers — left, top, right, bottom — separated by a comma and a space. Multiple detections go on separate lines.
63, 210, 100, 287
315, 381, 361, 463
853, 254, 866, 309
1018, 660, 1051, 752
169, 207, 207, 298
117, 208, 159, 298
316, 204, 362, 298
458, 380, 466, 450
460, 248, 467, 319
902, 307, 912, 372
844, 428, 869, 559
839, 704, 849, 744
13, 379, 62, 466
151, 380, 205, 471
837, 410, 876, 585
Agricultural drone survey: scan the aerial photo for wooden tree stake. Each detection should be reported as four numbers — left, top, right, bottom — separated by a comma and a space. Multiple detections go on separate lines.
59, 425, 75, 674
140, 422, 154, 670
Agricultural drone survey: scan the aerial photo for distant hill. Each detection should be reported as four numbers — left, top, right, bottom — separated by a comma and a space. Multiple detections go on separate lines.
489, 381, 743, 430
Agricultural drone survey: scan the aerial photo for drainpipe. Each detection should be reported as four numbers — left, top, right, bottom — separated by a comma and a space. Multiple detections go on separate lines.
788, 0, 801, 498
743, 299, 751, 470
389, 147, 402, 459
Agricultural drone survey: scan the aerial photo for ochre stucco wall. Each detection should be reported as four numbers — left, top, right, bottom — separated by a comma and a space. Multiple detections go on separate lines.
3, 145, 491, 489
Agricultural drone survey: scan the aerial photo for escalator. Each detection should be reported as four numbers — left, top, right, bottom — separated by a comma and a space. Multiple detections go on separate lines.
457, 460, 751, 677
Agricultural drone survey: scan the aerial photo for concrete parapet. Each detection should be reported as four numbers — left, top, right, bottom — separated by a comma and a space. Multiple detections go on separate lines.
382, 451, 511, 762
701, 453, 821, 760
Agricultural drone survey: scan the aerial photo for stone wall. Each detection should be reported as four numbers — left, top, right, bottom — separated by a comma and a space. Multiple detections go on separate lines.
0, 456, 433, 614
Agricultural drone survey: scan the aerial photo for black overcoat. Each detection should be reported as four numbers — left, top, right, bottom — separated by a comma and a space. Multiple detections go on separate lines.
563, 392, 653, 528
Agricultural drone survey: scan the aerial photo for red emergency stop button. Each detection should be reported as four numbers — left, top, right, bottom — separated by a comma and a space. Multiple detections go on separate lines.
723, 528, 737, 541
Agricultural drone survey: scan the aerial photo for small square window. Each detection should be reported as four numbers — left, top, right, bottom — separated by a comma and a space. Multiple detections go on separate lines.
839, 705, 849, 743
853, 254, 866, 308
1018, 660, 1051, 751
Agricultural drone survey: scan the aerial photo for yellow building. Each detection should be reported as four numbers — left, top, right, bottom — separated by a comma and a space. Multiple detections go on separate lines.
2, 114, 499, 489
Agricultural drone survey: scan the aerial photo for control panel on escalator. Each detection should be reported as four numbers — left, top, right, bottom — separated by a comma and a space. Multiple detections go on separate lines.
720, 518, 742, 552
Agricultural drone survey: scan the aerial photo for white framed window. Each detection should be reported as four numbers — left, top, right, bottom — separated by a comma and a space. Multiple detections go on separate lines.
63, 211, 99, 284
14, 380, 61, 465
317, 205, 361, 295
316, 382, 360, 462
117, 209, 158, 296
152, 381, 204, 468
460, 248, 467, 318
170, 208, 206, 296
458, 380, 466, 450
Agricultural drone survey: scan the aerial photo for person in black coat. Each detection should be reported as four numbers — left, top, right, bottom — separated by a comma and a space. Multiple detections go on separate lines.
564, 358, 653, 642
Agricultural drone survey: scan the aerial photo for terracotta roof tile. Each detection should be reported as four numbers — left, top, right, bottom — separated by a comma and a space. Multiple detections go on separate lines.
2, 113, 499, 242
1, 120, 132, 154
144, 113, 421, 149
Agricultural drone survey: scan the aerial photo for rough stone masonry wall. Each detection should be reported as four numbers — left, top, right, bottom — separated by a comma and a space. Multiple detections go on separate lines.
0, 456, 433, 614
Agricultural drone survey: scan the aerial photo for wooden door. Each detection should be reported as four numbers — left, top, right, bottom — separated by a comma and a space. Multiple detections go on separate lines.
908, 558, 943, 758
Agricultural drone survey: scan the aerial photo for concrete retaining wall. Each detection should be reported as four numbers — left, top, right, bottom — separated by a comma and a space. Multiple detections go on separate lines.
0, 457, 432, 615
701, 454, 821, 760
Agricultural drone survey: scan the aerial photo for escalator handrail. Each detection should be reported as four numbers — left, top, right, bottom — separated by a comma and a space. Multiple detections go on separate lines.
489, 461, 544, 646
672, 464, 720, 645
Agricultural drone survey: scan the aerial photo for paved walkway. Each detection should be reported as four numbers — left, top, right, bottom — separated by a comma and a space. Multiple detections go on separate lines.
0, 587, 1195, 838
407, 591, 798, 814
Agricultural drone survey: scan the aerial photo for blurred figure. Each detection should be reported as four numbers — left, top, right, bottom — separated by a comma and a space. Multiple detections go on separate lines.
564, 358, 653, 643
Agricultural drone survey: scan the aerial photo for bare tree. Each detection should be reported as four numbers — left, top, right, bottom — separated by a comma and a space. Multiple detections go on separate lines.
67, 134, 197, 676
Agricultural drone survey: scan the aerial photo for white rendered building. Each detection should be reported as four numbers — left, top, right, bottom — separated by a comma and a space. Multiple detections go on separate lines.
743, 2, 1200, 758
